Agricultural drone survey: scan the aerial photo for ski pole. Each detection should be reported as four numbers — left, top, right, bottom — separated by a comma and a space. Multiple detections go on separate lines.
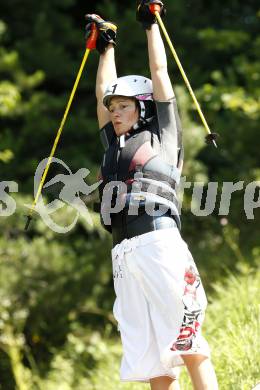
24, 24, 98, 231
150, 3, 217, 148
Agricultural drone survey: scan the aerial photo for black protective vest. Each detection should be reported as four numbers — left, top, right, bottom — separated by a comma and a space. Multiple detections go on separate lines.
98, 117, 183, 232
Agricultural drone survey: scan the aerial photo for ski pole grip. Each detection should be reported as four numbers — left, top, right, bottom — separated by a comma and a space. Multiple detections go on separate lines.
149, 3, 161, 15
86, 23, 98, 50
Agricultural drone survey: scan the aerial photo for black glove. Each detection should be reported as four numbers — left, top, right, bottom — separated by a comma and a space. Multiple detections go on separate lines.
85, 14, 117, 54
136, 0, 165, 30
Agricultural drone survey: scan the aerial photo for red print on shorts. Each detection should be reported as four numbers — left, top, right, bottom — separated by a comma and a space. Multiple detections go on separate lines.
170, 265, 202, 352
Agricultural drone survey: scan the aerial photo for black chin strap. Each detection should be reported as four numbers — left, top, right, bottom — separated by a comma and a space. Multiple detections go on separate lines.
132, 100, 156, 130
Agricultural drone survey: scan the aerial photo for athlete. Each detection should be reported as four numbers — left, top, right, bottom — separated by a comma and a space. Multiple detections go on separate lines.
86, 2, 218, 389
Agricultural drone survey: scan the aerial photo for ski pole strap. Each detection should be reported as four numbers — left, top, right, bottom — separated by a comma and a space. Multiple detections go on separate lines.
151, 8, 217, 148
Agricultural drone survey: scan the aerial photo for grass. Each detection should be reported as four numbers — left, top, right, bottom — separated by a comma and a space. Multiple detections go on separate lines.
204, 265, 260, 389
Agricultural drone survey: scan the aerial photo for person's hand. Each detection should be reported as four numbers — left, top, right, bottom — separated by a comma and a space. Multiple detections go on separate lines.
136, 0, 165, 30
85, 14, 117, 54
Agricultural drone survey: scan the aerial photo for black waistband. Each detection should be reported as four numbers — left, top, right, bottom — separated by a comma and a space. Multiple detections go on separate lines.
111, 210, 177, 247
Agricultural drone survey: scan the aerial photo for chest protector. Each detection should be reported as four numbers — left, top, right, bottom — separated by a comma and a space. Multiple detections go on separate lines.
98, 118, 183, 232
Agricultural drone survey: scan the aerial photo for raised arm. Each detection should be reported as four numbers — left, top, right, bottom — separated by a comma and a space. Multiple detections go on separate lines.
137, 1, 173, 101
146, 24, 173, 101
85, 14, 117, 128
96, 44, 117, 128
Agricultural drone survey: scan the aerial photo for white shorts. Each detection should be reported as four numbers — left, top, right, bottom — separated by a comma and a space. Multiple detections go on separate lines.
111, 227, 211, 383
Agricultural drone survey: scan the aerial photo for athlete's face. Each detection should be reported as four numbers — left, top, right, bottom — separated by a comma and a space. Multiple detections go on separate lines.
108, 96, 139, 136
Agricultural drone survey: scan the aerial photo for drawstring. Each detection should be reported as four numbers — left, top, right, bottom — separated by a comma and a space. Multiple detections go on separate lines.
119, 134, 125, 148
113, 236, 139, 265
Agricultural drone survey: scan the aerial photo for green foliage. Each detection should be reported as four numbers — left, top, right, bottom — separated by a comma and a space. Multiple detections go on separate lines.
0, 193, 112, 389
0, 0, 259, 388
205, 265, 260, 389
198, 28, 250, 51
0, 148, 13, 164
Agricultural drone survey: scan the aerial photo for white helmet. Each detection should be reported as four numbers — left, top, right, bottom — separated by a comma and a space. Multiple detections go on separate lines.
103, 75, 155, 128
103, 75, 153, 106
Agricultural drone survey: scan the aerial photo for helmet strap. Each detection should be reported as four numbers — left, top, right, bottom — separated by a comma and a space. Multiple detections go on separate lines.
119, 134, 126, 148
132, 100, 156, 130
